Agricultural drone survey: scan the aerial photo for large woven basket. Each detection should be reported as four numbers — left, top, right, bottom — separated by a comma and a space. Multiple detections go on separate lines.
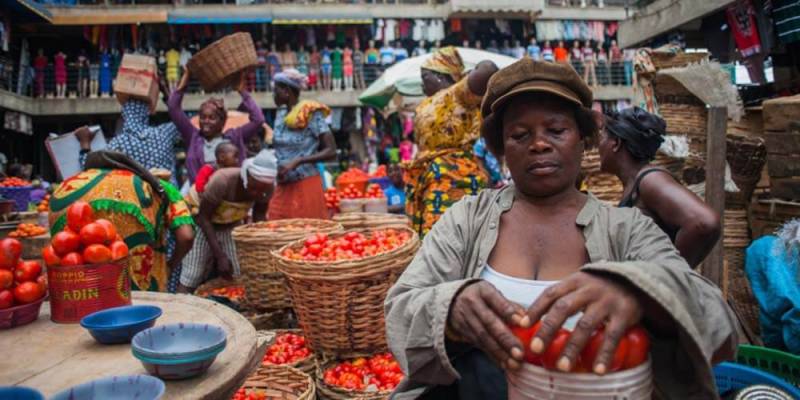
727, 135, 767, 205
659, 102, 708, 136
725, 246, 761, 340
234, 219, 344, 312
723, 209, 751, 248
239, 364, 315, 400
651, 51, 709, 70
187, 32, 258, 92
273, 227, 420, 358
332, 213, 410, 231
244, 309, 296, 331
315, 359, 392, 400
261, 329, 316, 374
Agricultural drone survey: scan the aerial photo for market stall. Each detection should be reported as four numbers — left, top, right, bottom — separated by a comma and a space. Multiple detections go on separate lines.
0, 292, 265, 399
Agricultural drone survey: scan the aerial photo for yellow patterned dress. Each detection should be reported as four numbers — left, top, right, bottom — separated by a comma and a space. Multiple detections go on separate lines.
405, 78, 490, 237
49, 169, 194, 292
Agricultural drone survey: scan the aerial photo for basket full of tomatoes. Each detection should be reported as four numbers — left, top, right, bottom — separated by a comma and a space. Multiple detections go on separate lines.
273, 227, 419, 358
317, 353, 404, 400
260, 330, 315, 374
44, 201, 131, 323
0, 238, 48, 329
195, 277, 246, 311
507, 322, 653, 399
0, 177, 34, 211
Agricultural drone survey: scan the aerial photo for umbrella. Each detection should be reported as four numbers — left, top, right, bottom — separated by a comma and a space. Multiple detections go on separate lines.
359, 47, 519, 109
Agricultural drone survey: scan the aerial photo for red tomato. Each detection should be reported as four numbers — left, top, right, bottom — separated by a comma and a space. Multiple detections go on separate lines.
80, 223, 108, 247
52, 231, 81, 256
83, 244, 112, 264
66, 201, 94, 232
42, 245, 61, 267
110, 240, 129, 261
0, 269, 13, 289
13, 281, 45, 304
0, 238, 22, 269
61, 252, 84, 266
94, 219, 117, 245
541, 329, 572, 371
0, 289, 13, 309
510, 321, 543, 364
14, 260, 42, 283
622, 326, 650, 369
580, 327, 630, 373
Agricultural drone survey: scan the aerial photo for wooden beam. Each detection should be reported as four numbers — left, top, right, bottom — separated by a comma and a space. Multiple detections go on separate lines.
704, 106, 727, 287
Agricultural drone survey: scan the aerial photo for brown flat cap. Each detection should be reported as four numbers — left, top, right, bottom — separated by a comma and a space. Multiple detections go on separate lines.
481, 58, 593, 119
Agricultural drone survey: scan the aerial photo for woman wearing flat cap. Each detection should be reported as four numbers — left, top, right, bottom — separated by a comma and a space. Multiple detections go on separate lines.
598, 107, 720, 268
385, 58, 736, 399
405, 47, 499, 237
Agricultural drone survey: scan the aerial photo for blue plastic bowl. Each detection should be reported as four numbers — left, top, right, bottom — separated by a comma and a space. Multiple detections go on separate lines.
49, 375, 164, 400
133, 346, 225, 380
714, 362, 800, 397
131, 323, 227, 360
0, 386, 44, 400
80, 305, 162, 344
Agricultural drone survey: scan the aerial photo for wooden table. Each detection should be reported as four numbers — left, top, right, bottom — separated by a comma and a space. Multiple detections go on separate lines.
0, 292, 266, 399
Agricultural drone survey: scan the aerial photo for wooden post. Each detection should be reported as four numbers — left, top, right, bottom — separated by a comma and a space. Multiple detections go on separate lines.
704, 106, 727, 288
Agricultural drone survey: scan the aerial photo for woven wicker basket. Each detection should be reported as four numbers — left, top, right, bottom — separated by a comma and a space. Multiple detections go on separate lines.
244, 309, 296, 331
332, 213, 410, 231
727, 135, 767, 205
194, 277, 245, 310
273, 227, 420, 358
261, 329, 316, 374
723, 209, 751, 248
725, 246, 761, 339
659, 103, 708, 136
315, 359, 392, 400
234, 219, 344, 312
651, 51, 709, 70
239, 364, 315, 400
187, 32, 258, 92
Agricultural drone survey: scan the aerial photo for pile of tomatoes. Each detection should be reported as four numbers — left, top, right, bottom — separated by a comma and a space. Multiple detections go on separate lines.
369, 165, 387, 178
324, 188, 340, 212
262, 332, 312, 366
7, 223, 48, 238
281, 229, 410, 262
0, 238, 47, 309
339, 184, 364, 200
364, 183, 385, 199
43, 201, 128, 267
336, 167, 369, 188
322, 353, 404, 392
0, 177, 32, 188
198, 285, 245, 302
511, 321, 650, 373
36, 195, 50, 213
231, 388, 265, 400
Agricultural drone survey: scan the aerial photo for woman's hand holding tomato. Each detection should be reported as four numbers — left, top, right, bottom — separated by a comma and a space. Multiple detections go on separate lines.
519, 271, 644, 374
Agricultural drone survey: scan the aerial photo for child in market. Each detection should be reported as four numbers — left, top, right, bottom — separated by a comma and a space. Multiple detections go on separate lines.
384, 163, 406, 214
186, 142, 240, 215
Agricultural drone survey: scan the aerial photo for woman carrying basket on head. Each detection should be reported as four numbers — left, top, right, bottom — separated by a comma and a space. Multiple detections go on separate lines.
167, 68, 266, 185
268, 69, 337, 220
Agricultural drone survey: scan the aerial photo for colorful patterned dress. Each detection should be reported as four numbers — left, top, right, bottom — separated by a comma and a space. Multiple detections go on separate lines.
49, 169, 194, 292
405, 78, 489, 237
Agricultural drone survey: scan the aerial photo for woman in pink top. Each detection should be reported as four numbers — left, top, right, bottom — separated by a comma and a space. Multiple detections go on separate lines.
582, 40, 597, 87
54, 51, 67, 98
343, 45, 354, 91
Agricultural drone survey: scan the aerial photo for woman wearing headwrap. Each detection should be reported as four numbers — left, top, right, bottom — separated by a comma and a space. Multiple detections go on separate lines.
177, 149, 276, 293
167, 69, 266, 184
405, 47, 499, 237
268, 68, 336, 220
597, 106, 720, 268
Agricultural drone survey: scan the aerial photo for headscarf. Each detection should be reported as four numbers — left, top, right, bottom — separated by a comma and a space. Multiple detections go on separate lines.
605, 106, 666, 161
240, 149, 278, 188
200, 97, 227, 123
421, 46, 464, 82
273, 68, 308, 91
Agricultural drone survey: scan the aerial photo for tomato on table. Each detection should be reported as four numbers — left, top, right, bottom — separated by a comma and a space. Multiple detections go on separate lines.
13, 281, 45, 304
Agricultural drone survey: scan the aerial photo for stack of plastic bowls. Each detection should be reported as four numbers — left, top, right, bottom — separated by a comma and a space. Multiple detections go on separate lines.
131, 323, 227, 380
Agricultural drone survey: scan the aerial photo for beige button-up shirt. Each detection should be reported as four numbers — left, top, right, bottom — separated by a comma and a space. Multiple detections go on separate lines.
385, 185, 737, 399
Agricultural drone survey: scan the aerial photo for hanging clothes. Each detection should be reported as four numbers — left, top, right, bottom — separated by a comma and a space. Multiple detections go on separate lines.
384, 19, 398, 43
726, 0, 762, 57
451, 18, 462, 33
579, 21, 590, 41
413, 19, 424, 42
495, 19, 512, 35
592, 21, 605, 42
305, 27, 316, 48
375, 19, 385, 42
399, 19, 412, 39
562, 21, 573, 41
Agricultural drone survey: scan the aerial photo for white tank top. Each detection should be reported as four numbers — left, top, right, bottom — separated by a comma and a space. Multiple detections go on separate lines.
480, 264, 582, 329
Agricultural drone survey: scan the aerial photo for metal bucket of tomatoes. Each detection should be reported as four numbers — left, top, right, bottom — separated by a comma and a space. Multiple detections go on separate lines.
45, 201, 131, 323
47, 259, 131, 323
